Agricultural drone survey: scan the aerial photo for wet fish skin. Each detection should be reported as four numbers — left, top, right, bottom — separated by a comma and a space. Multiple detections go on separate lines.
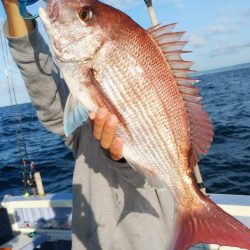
39, 1, 250, 249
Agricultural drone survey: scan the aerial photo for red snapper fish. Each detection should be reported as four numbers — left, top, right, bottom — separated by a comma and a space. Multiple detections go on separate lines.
39, 0, 250, 249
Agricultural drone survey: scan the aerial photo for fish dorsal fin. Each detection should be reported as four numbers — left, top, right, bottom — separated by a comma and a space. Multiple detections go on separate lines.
147, 24, 214, 168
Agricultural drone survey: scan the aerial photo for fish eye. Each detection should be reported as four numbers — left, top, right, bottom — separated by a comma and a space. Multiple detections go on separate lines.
79, 6, 94, 22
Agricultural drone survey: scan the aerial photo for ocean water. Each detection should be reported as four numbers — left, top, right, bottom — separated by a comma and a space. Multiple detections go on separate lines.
0, 67, 250, 197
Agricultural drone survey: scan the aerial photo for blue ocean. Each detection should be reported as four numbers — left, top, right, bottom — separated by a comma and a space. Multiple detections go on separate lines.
0, 66, 250, 197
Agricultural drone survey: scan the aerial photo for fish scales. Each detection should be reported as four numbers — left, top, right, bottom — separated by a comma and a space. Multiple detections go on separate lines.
92, 24, 193, 201
97, 47, 177, 173
39, 0, 250, 249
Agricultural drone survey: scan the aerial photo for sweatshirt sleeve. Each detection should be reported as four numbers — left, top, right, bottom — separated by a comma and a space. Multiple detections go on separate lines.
3, 21, 69, 137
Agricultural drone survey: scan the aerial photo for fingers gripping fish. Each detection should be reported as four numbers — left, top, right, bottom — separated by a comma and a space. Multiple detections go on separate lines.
39, 1, 250, 249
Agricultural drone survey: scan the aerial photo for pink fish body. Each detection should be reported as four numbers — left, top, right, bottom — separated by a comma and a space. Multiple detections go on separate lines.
39, 1, 250, 249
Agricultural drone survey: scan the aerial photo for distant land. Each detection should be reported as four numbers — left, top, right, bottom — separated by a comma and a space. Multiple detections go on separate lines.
193, 63, 250, 77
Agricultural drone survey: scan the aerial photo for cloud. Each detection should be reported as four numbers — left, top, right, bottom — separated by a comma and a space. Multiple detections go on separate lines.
189, 34, 205, 48
239, 8, 250, 25
205, 6, 250, 41
219, 7, 250, 17
209, 41, 250, 57
206, 24, 235, 35
163, 0, 184, 8
219, 7, 250, 26
242, 8, 250, 16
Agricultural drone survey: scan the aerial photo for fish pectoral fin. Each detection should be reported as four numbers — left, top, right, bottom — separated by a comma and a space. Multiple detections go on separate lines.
63, 93, 89, 136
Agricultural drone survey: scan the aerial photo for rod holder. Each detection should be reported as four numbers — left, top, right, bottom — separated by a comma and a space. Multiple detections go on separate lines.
34, 172, 45, 196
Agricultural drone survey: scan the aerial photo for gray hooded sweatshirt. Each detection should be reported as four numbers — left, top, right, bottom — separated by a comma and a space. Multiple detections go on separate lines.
4, 21, 176, 250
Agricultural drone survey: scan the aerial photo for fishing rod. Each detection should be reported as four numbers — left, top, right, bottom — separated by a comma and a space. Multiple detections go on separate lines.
1, 2, 47, 196
144, 0, 158, 26
143, 0, 206, 194
0, 24, 37, 196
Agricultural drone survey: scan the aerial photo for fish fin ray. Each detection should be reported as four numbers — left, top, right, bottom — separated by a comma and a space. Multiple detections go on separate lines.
161, 41, 188, 52
188, 116, 213, 168
147, 23, 177, 35
64, 93, 89, 136
172, 194, 250, 250
149, 23, 213, 168
147, 24, 161, 33
169, 60, 194, 70
164, 50, 191, 61
173, 69, 196, 78
155, 32, 186, 44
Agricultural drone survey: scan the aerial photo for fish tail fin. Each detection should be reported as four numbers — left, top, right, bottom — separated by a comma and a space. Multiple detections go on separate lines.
172, 194, 250, 250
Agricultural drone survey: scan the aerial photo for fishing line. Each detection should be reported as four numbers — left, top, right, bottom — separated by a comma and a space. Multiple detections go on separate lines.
0, 23, 13, 106
0, 22, 36, 196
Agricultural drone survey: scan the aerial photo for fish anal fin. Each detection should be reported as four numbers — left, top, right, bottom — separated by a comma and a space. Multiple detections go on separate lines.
172, 194, 250, 250
148, 24, 213, 168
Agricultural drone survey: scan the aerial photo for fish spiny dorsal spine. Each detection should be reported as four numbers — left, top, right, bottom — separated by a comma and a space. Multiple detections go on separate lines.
147, 24, 214, 168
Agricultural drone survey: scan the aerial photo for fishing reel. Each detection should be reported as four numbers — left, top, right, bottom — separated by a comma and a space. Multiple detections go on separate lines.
21, 159, 37, 196
18, 0, 46, 19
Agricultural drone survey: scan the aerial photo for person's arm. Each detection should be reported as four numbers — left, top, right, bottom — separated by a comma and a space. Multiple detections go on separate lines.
2, 0, 123, 160
2, 0, 34, 36
2, 0, 69, 137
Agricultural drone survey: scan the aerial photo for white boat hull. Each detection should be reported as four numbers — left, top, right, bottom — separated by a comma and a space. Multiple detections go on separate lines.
0, 193, 249, 250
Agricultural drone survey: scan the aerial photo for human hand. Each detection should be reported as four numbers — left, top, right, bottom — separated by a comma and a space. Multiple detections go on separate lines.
2, 0, 35, 37
1, 0, 19, 15
1, 0, 16, 6
89, 108, 124, 161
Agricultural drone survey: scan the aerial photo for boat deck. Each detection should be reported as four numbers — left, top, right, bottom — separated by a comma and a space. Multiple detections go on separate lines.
0, 193, 249, 250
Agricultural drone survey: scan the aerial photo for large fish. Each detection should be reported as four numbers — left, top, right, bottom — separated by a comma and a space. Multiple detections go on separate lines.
39, 0, 250, 249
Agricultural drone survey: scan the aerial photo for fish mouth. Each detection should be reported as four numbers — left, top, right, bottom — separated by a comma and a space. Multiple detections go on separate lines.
39, 4, 92, 63
42, 0, 57, 20
39, 7, 64, 61
39, 0, 63, 23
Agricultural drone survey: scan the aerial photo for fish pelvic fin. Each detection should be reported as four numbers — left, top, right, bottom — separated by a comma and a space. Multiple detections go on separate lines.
64, 93, 89, 136
171, 193, 250, 250
147, 24, 214, 169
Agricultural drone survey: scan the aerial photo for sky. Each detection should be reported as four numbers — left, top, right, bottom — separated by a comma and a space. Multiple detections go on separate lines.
0, 0, 250, 106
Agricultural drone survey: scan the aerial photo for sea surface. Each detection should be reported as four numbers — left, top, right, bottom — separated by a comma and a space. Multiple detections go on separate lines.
0, 67, 250, 197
